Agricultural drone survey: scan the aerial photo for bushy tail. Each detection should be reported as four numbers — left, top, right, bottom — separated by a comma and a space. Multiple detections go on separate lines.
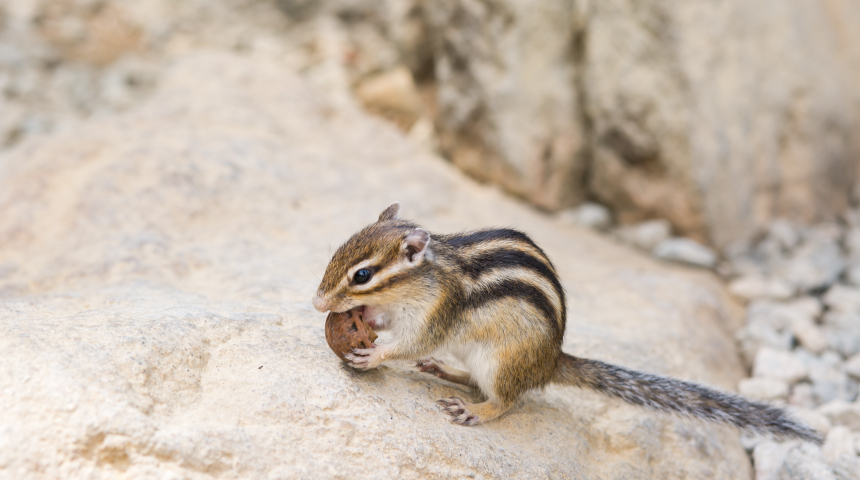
552, 353, 822, 444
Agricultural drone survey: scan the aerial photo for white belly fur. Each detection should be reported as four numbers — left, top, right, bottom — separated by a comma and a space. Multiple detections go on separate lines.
443, 341, 499, 400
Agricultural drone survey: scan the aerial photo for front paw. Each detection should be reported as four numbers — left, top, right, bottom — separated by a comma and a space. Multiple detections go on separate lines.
345, 345, 383, 370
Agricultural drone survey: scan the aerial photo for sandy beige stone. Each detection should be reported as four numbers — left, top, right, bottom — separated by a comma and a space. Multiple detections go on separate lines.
420, 0, 860, 246
0, 53, 753, 479
6, 0, 860, 250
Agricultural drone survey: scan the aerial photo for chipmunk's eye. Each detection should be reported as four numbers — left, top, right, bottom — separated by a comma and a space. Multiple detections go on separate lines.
353, 268, 372, 284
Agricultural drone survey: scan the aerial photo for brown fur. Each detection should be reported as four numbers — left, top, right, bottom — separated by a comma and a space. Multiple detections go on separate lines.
313, 203, 822, 443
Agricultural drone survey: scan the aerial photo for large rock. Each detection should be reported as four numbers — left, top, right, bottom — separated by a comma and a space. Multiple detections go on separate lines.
423, 0, 587, 210
5, 0, 860, 250
0, 53, 752, 479
420, 0, 860, 246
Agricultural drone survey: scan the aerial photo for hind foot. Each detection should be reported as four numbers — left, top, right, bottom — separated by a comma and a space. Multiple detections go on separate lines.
436, 398, 511, 426
437, 397, 479, 426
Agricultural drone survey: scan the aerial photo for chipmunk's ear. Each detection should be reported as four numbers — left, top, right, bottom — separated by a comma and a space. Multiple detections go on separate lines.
404, 228, 431, 264
378, 202, 400, 222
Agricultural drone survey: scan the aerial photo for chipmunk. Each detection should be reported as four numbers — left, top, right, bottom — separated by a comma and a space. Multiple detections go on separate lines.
312, 202, 821, 443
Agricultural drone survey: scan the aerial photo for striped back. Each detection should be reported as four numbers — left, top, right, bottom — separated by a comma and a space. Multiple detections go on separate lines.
439, 228, 567, 339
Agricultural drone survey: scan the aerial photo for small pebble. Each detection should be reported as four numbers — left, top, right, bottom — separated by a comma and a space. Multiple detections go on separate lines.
736, 322, 793, 367
739, 432, 762, 452
794, 350, 858, 404
728, 275, 795, 302
753, 347, 808, 383
755, 441, 831, 480
845, 263, 860, 287
790, 408, 832, 436
781, 442, 838, 480
556, 202, 612, 230
822, 426, 855, 464
787, 296, 824, 319
845, 227, 860, 260
747, 300, 809, 330
823, 284, 860, 314
613, 220, 671, 251
809, 365, 857, 405
768, 219, 801, 251
789, 383, 818, 409
792, 317, 829, 354
652, 237, 718, 268
753, 440, 793, 480
821, 313, 860, 358
809, 223, 844, 242
831, 455, 860, 480
816, 400, 860, 430
844, 353, 860, 380
780, 238, 845, 292
738, 377, 789, 401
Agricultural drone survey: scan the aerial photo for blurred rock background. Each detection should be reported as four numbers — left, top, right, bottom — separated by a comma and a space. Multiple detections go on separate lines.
3, 0, 860, 247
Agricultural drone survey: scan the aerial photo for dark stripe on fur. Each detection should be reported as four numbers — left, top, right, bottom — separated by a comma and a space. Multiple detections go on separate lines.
465, 279, 560, 335
455, 247, 565, 317
553, 353, 822, 443
443, 228, 542, 251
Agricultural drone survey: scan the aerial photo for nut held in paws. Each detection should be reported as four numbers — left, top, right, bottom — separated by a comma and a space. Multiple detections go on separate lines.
324, 308, 378, 362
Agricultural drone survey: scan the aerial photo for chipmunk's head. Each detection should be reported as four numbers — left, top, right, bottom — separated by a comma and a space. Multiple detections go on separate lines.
312, 202, 434, 319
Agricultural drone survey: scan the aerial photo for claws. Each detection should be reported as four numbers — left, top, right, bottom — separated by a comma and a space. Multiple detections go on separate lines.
437, 397, 479, 426
345, 345, 378, 370
416, 358, 445, 376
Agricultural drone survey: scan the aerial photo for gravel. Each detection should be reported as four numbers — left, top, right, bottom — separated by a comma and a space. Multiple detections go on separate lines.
721, 216, 860, 477
561, 200, 860, 477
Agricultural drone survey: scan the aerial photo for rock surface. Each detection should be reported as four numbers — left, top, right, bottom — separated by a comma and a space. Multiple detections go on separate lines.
422, 0, 587, 211
5, 0, 860, 250
0, 53, 754, 479
0, 0, 307, 149
428, 0, 860, 245
583, 0, 860, 246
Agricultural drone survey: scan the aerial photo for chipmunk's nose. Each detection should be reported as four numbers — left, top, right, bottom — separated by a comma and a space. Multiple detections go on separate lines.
312, 293, 328, 312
